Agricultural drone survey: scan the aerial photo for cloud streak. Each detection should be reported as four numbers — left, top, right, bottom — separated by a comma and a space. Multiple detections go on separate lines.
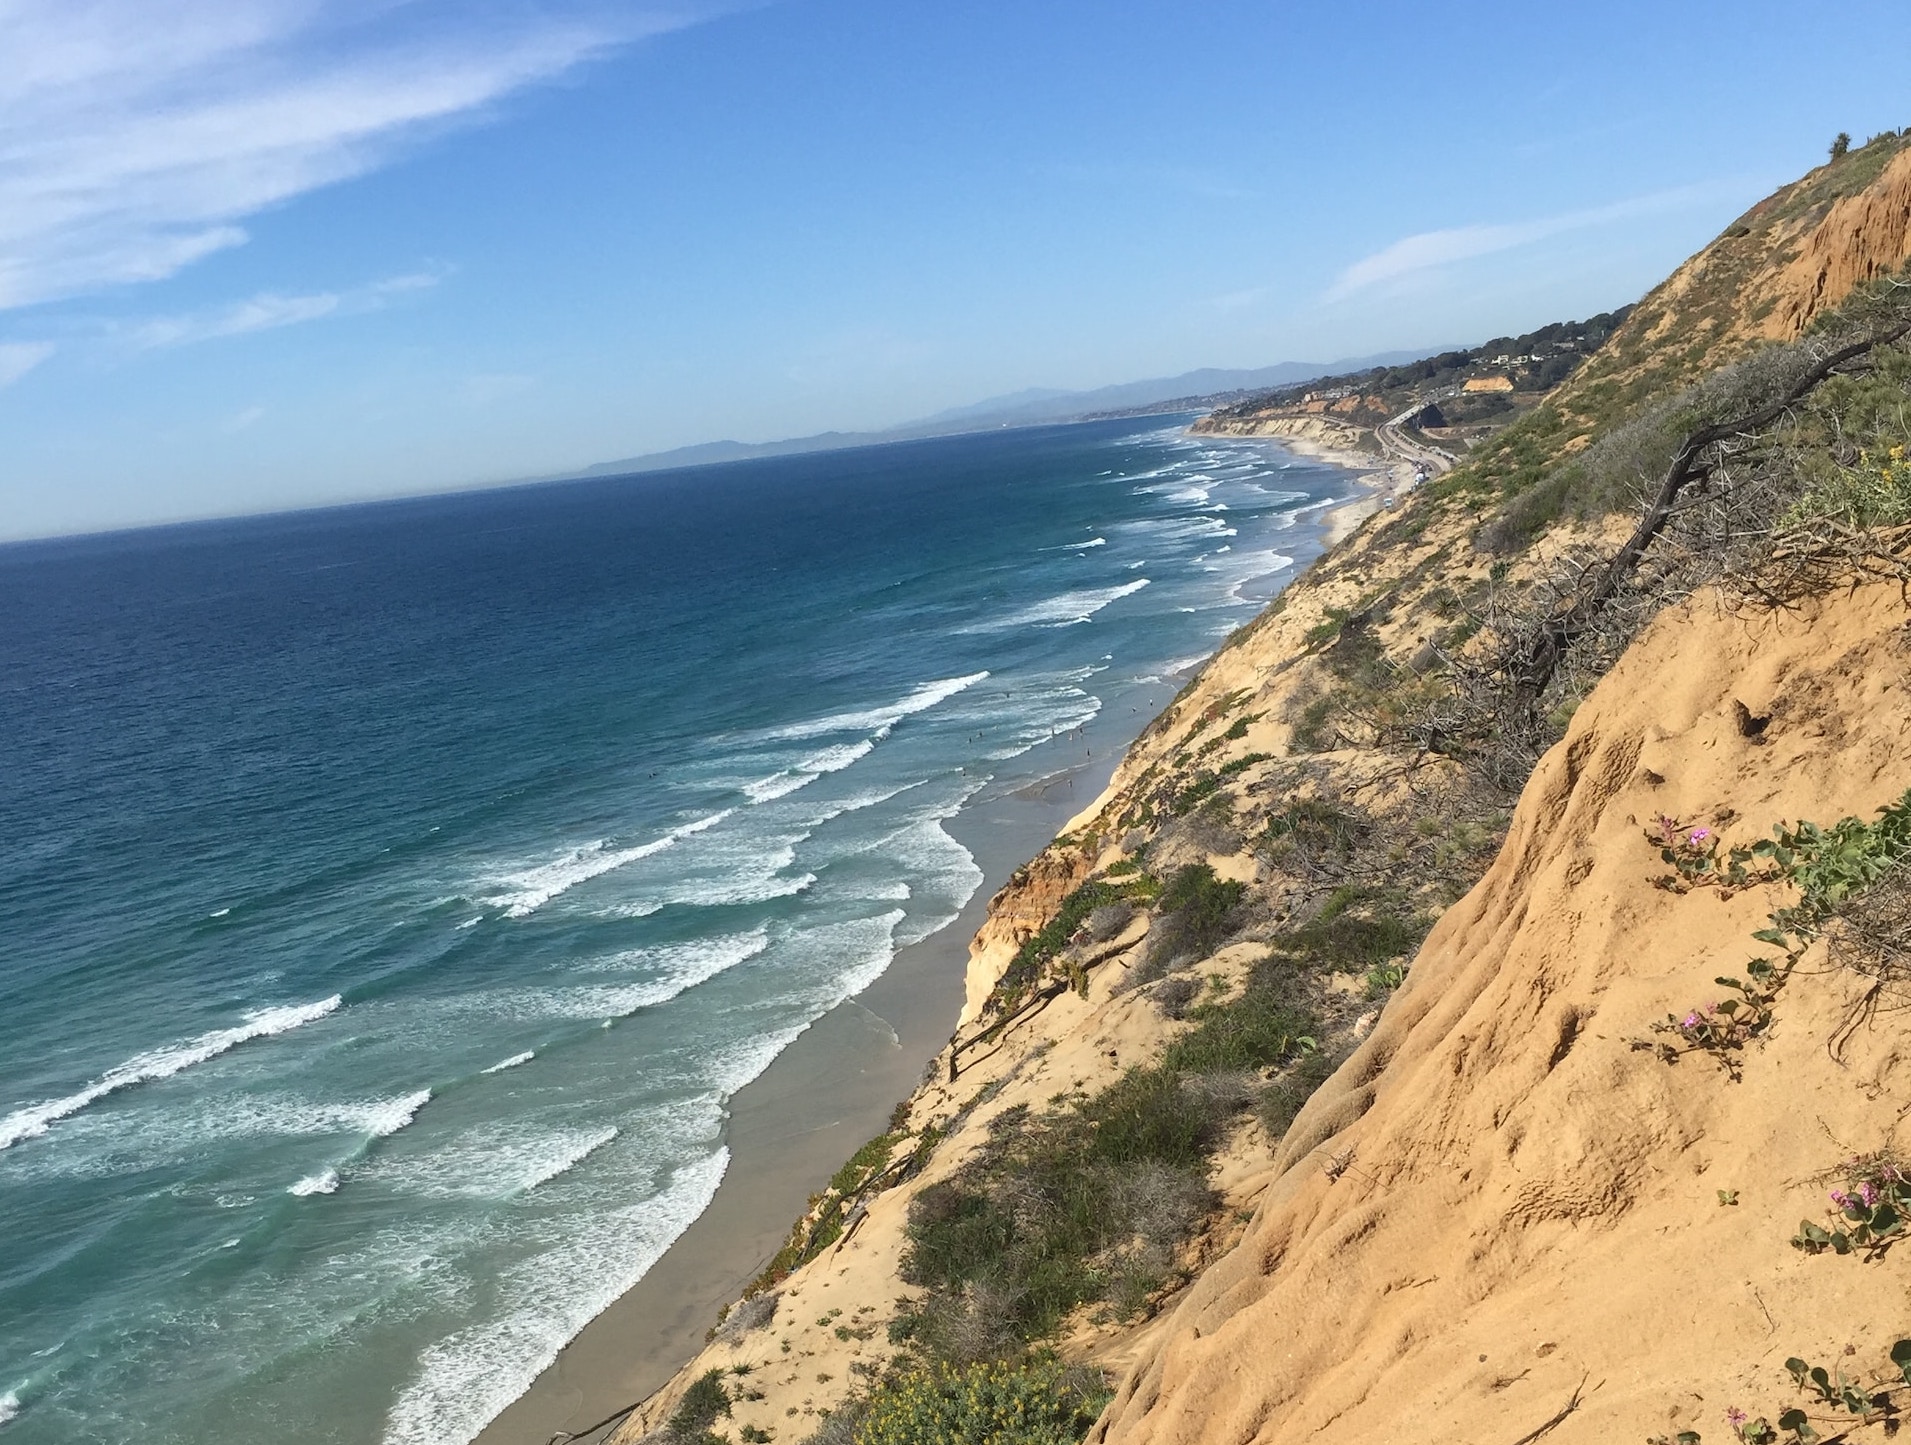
0, 2, 703, 310
0, 341, 55, 388
123, 270, 442, 349
1324, 185, 1737, 302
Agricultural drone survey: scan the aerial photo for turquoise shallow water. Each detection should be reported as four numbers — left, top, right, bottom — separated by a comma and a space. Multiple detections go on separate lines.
0, 417, 1352, 1444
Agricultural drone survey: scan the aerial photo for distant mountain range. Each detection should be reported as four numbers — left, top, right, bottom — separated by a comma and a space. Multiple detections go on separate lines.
570, 349, 1443, 479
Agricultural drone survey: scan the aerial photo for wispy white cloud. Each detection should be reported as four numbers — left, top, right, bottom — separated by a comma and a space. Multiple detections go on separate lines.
123, 269, 442, 348
0, 1, 710, 310
1324, 184, 1741, 302
0, 341, 55, 387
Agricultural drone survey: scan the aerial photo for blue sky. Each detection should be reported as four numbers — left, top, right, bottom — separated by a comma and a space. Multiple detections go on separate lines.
4, 0, 1909, 540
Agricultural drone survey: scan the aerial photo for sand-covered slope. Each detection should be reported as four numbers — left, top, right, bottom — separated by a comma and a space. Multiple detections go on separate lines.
1094, 580, 1911, 1445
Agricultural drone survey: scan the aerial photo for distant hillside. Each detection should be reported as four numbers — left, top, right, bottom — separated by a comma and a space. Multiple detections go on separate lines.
571, 350, 1444, 479
1197, 310, 1633, 461
908, 352, 1439, 430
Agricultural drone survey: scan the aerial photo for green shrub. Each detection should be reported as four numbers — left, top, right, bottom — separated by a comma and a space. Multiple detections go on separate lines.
1363, 960, 1407, 998
900, 1062, 1226, 1344
1258, 1045, 1344, 1141
1153, 864, 1245, 958
1289, 693, 1336, 752
670, 1370, 732, 1443
1163, 962, 1316, 1076
829, 1133, 898, 1198
1272, 885, 1429, 971
852, 1359, 1108, 1445
1260, 798, 1367, 862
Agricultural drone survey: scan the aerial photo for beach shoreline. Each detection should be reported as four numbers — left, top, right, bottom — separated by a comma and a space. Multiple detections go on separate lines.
471, 756, 1128, 1445
1190, 416, 1417, 545
468, 432, 1377, 1445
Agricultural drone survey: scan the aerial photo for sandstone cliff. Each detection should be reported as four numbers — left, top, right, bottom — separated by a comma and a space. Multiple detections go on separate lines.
1096, 581, 1911, 1445
608, 136, 1911, 1445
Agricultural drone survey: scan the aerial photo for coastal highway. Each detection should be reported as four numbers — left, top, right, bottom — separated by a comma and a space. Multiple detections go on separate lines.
1376, 400, 1459, 480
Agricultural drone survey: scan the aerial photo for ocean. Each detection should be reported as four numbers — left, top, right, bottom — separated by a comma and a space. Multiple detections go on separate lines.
0, 416, 1354, 1444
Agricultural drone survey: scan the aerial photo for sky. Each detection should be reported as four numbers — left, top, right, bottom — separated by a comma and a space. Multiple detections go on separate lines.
4, 0, 1911, 541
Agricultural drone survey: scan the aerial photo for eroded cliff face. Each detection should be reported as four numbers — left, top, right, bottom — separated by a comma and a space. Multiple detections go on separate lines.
1095, 582, 1911, 1445
1554, 136, 1911, 430
1764, 147, 1911, 339
961, 847, 1097, 1025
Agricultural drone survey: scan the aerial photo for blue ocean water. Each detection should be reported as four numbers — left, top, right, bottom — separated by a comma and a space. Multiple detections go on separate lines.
0, 417, 1352, 1444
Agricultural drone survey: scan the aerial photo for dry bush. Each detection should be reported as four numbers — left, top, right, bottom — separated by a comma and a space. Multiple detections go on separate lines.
796, 1401, 866, 1445
1180, 1069, 1261, 1114
909, 1282, 1022, 1366
1106, 1159, 1211, 1259
715, 1290, 777, 1345
1148, 974, 1201, 1019
1098, 1159, 1212, 1317
1083, 900, 1134, 942
1830, 858, 1911, 994
1181, 793, 1243, 856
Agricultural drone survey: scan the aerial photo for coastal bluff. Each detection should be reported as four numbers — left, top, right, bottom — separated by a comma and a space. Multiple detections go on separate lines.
604, 134, 1911, 1445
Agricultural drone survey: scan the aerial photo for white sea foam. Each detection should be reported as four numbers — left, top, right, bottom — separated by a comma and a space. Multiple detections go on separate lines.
1135, 652, 1211, 685
489, 811, 732, 918
1120, 514, 1235, 546
0, 996, 342, 1152
481, 1051, 535, 1074
534, 930, 771, 1019
513, 1128, 619, 1193
385, 1125, 620, 1199
0, 1390, 18, 1427
979, 689, 1104, 761
382, 1146, 731, 1445
288, 1168, 339, 1196
367, 1090, 433, 1137
802, 778, 926, 826
208, 907, 230, 918
596, 821, 820, 916
742, 737, 877, 803
158, 1088, 435, 1147
761, 671, 990, 742
883, 818, 984, 948
962, 578, 1149, 632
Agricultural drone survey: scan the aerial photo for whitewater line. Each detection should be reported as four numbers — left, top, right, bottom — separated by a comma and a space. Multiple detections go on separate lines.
0, 996, 343, 1152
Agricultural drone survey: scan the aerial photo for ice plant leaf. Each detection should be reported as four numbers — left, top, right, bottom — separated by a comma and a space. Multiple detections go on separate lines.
1891, 1338, 1911, 1386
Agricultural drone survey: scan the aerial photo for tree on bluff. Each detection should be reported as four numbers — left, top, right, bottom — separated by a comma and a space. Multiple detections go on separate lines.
1832, 132, 1852, 160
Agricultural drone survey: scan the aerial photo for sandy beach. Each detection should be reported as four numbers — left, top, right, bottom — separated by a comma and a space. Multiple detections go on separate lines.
1191, 416, 1418, 545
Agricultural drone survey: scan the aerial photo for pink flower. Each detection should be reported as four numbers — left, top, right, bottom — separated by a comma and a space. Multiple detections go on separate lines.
1831, 1189, 1851, 1208
1726, 1405, 1747, 1428
1681, 1011, 1703, 1031
1859, 1180, 1881, 1207
1688, 827, 1711, 845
